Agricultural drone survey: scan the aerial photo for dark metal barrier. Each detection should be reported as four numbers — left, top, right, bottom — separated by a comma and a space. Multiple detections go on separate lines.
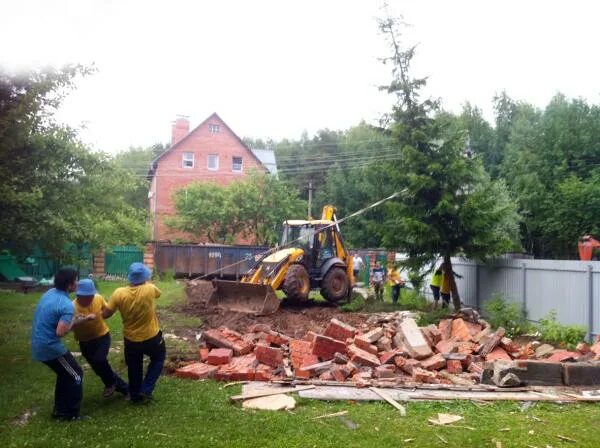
154, 244, 269, 279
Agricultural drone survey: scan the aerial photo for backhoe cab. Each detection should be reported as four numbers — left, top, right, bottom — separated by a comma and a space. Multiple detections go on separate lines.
207, 205, 354, 315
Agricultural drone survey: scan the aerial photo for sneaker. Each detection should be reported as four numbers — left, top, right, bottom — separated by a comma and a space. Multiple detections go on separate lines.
102, 385, 116, 398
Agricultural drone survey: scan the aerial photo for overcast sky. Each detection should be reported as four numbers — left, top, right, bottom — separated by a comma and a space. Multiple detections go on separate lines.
2, 0, 600, 153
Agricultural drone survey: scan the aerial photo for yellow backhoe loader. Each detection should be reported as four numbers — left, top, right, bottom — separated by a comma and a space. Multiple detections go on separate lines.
207, 205, 354, 315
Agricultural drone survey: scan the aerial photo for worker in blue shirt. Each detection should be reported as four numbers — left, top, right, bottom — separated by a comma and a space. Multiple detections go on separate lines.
31, 268, 94, 421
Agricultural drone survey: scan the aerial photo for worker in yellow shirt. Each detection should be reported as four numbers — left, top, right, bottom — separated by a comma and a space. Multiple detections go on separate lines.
440, 268, 452, 309
429, 268, 443, 309
387, 263, 405, 304
72, 279, 129, 397
102, 263, 163, 404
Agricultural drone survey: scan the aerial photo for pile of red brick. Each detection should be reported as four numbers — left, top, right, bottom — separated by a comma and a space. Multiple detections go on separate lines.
175, 314, 600, 386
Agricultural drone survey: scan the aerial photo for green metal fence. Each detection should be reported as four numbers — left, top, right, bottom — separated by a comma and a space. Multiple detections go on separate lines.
104, 246, 143, 277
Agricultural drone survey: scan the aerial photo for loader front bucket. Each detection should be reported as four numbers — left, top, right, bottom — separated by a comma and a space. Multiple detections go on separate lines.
207, 280, 280, 315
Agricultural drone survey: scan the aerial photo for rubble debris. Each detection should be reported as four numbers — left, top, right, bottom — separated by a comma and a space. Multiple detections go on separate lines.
242, 394, 296, 411
174, 313, 600, 387
428, 413, 463, 426
369, 387, 407, 416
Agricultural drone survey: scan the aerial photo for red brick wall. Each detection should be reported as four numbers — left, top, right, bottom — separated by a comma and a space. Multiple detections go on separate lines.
150, 114, 266, 242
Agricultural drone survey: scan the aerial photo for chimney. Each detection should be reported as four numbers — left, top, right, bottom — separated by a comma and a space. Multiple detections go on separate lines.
171, 115, 190, 146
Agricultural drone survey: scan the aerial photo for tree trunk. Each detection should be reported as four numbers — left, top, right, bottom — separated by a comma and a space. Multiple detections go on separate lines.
443, 254, 461, 312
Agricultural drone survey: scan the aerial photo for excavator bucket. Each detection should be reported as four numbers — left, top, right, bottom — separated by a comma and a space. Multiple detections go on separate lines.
207, 280, 280, 315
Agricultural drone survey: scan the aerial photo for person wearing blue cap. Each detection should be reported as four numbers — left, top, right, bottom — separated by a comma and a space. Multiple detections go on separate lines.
103, 262, 164, 404
73, 279, 129, 398
32, 268, 90, 420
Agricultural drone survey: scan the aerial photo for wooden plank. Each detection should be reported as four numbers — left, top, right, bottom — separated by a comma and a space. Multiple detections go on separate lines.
297, 386, 600, 402
230, 385, 315, 401
369, 387, 407, 416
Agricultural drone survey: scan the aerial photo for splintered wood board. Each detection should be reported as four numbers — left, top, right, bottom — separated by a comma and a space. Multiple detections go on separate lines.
297, 386, 600, 402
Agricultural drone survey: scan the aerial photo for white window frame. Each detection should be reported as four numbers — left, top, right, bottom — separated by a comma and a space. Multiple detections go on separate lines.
232, 156, 243, 173
182, 152, 194, 169
207, 154, 219, 170
208, 124, 220, 133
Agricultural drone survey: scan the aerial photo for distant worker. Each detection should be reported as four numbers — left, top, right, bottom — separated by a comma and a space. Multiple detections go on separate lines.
31, 268, 92, 421
430, 268, 443, 309
370, 261, 385, 301
352, 253, 365, 282
387, 263, 405, 304
103, 263, 164, 404
440, 267, 452, 309
72, 279, 129, 398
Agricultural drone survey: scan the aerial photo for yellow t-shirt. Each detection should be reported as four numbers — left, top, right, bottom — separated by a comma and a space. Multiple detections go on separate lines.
72, 294, 110, 342
440, 273, 451, 294
387, 268, 403, 285
106, 283, 161, 342
430, 272, 442, 288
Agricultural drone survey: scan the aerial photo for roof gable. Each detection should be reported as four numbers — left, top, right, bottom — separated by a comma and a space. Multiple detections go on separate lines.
148, 112, 267, 177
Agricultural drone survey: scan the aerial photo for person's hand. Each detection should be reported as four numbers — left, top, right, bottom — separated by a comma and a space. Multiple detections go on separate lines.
85, 313, 97, 321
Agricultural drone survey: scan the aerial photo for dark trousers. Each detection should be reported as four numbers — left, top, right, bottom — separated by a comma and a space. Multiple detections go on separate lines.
42, 352, 83, 419
392, 284, 402, 304
441, 292, 451, 307
430, 285, 440, 302
79, 332, 128, 393
373, 281, 384, 300
124, 330, 166, 402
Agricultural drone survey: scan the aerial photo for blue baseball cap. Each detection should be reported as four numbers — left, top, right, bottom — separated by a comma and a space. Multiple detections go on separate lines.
128, 262, 151, 285
76, 278, 97, 296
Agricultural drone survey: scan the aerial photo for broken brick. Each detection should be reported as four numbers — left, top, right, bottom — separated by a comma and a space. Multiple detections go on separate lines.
255, 344, 284, 367
421, 354, 446, 371
323, 318, 357, 341
333, 352, 349, 364
303, 331, 318, 343
319, 370, 335, 381
399, 358, 421, 375
447, 359, 463, 374
175, 362, 219, 380
450, 318, 472, 342
374, 365, 396, 378
379, 351, 397, 365
376, 336, 393, 352
312, 334, 347, 360
354, 337, 379, 355
290, 339, 312, 369
485, 346, 511, 362
479, 327, 505, 356
412, 367, 438, 383
399, 318, 433, 359
435, 339, 458, 355
347, 344, 381, 367
207, 348, 233, 365
576, 342, 591, 354
547, 350, 579, 363
199, 347, 209, 362
438, 319, 452, 340
331, 364, 352, 381
266, 331, 291, 347
247, 323, 271, 333
358, 327, 384, 344
202, 328, 253, 355
254, 364, 273, 381
295, 354, 320, 378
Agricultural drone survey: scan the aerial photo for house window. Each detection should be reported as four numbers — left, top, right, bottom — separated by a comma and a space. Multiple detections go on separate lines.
208, 154, 219, 170
232, 156, 243, 172
182, 152, 194, 168
209, 124, 220, 133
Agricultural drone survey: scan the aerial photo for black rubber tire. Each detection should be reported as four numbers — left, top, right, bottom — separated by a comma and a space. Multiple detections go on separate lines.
321, 267, 350, 303
282, 264, 310, 302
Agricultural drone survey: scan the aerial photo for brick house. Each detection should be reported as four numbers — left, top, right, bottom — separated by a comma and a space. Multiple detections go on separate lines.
148, 113, 271, 242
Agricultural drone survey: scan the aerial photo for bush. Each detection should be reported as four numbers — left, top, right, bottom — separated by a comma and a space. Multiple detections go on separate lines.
537, 310, 586, 349
158, 268, 176, 282
398, 288, 430, 312
341, 295, 366, 312
417, 308, 449, 327
482, 295, 528, 337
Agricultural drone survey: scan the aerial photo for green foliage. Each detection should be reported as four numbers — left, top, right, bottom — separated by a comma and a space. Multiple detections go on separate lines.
537, 310, 587, 349
168, 170, 306, 245
482, 295, 528, 337
340, 294, 366, 312
0, 66, 148, 258
159, 268, 176, 283
417, 308, 448, 327
398, 288, 430, 312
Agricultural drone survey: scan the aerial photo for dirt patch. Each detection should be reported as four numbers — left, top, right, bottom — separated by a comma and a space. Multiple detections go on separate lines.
181, 280, 368, 338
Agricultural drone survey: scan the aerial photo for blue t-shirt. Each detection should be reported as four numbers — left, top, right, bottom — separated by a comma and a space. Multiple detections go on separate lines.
31, 288, 74, 362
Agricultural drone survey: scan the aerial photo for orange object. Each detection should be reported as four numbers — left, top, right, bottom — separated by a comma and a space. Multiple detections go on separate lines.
578, 235, 600, 260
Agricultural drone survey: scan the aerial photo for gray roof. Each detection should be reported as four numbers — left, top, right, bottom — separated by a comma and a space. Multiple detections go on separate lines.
250, 148, 278, 175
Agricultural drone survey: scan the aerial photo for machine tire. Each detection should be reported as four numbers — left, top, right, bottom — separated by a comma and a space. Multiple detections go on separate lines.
321, 267, 350, 303
282, 264, 310, 302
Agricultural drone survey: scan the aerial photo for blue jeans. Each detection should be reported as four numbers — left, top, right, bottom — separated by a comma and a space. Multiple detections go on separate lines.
124, 330, 166, 402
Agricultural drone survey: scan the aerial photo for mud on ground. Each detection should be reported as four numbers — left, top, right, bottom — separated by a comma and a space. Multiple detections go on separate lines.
180, 280, 369, 338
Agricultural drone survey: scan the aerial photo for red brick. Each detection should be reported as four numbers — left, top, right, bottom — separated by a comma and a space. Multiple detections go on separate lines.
331, 365, 352, 381
435, 339, 458, 354
319, 370, 335, 381
175, 362, 219, 380
464, 321, 483, 337
203, 328, 253, 355
374, 365, 396, 378
379, 351, 397, 365
354, 337, 379, 355
450, 318, 472, 342
590, 342, 600, 355
312, 334, 347, 360
199, 347, 209, 362
376, 336, 393, 352
347, 344, 381, 367
576, 342, 591, 354
468, 362, 484, 374
255, 344, 284, 367
485, 346, 511, 362
421, 325, 442, 346
399, 358, 421, 375
547, 350, 579, 363
358, 327, 384, 344
254, 364, 273, 381
266, 331, 291, 347
421, 354, 447, 371
456, 341, 478, 355
295, 354, 320, 378
290, 339, 312, 369
323, 318, 357, 341
446, 359, 463, 374
412, 367, 438, 383
438, 319, 452, 340
207, 348, 233, 365
303, 331, 318, 343
215, 354, 258, 381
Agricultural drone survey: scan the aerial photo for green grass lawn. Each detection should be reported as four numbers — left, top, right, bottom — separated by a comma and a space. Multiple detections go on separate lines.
1, 281, 599, 447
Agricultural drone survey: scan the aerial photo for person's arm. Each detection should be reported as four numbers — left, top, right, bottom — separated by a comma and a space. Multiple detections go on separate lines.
56, 320, 72, 337
102, 292, 118, 319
